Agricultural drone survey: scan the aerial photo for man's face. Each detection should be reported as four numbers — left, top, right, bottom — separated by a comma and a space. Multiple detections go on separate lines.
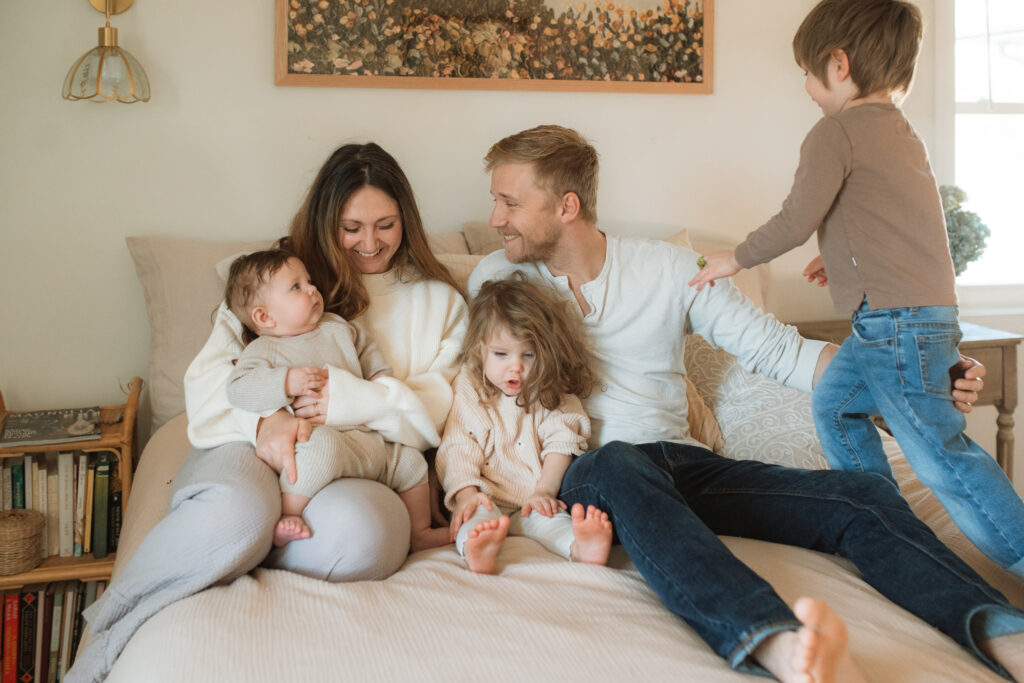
489, 162, 563, 264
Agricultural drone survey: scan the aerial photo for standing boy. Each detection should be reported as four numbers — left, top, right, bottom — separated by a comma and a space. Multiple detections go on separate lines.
689, 0, 1024, 579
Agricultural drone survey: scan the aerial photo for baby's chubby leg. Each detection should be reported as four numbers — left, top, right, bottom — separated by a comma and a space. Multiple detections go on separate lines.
399, 483, 450, 552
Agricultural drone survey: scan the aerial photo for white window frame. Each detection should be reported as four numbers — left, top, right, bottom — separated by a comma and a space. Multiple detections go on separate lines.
934, 0, 1024, 313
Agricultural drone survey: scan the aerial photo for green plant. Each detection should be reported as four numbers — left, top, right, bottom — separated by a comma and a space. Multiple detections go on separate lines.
940, 184, 990, 276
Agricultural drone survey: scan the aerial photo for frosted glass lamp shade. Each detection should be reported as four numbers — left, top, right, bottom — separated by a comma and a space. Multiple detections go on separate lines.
62, 45, 150, 103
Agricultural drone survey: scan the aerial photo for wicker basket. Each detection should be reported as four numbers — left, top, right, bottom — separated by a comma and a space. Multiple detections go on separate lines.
0, 509, 44, 575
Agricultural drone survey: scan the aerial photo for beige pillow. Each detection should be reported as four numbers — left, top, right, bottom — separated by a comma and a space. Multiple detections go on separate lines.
684, 377, 725, 452
126, 235, 276, 432
462, 220, 504, 255
435, 252, 484, 296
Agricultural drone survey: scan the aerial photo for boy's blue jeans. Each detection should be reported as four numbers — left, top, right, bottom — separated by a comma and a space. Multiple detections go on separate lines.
560, 441, 1024, 678
812, 302, 1024, 578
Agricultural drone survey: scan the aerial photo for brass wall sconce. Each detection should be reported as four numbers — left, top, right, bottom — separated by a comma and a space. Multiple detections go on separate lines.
62, 0, 151, 103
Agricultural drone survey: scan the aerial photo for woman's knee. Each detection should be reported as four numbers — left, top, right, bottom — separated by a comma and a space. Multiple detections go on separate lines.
268, 478, 411, 582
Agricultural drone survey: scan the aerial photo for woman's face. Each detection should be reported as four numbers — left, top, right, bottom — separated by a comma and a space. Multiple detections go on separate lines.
338, 186, 404, 275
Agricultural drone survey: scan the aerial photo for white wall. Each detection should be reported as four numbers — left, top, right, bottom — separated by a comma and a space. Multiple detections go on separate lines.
2, 0, 1017, 486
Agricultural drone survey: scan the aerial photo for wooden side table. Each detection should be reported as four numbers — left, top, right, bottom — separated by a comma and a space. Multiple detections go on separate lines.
794, 320, 1020, 480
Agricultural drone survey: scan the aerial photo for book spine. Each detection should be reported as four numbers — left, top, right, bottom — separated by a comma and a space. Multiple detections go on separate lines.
36, 589, 52, 683
23, 457, 33, 511
18, 590, 38, 682
33, 588, 47, 683
11, 458, 24, 510
46, 586, 62, 683
109, 491, 121, 552
58, 584, 78, 679
83, 460, 95, 555
57, 453, 74, 558
3, 592, 20, 683
91, 456, 109, 560
73, 455, 87, 557
35, 461, 48, 561
44, 458, 59, 558
2, 462, 12, 511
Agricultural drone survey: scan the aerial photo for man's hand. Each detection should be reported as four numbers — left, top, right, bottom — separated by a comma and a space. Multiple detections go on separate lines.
255, 410, 311, 485
950, 355, 985, 413
688, 250, 741, 291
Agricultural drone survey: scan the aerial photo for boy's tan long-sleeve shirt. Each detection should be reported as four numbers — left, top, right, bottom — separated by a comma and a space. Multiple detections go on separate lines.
734, 103, 956, 315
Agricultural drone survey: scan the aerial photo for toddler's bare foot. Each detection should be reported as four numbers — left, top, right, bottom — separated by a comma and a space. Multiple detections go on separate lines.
465, 515, 509, 575
791, 597, 865, 683
569, 503, 613, 565
273, 515, 311, 547
411, 525, 451, 552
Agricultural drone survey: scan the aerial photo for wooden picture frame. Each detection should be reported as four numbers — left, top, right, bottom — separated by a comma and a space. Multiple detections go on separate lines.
275, 0, 713, 94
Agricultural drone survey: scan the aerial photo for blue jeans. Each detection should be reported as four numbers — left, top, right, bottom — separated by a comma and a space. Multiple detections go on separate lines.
812, 302, 1024, 578
560, 441, 1024, 678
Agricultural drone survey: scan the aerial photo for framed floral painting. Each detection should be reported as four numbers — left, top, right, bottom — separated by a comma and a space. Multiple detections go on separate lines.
275, 0, 712, 93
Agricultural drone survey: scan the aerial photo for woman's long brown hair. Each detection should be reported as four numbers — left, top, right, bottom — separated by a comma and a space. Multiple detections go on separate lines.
286, 143, 462, 319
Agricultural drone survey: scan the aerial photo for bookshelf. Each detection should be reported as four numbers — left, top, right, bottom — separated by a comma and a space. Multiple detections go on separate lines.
0, 377, 142, 590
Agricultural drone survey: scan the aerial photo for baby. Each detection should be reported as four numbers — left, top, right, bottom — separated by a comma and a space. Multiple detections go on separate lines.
224, 248, 448, 551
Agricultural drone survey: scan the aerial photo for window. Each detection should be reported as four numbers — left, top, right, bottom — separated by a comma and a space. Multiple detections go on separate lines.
952, 0, 1024, 285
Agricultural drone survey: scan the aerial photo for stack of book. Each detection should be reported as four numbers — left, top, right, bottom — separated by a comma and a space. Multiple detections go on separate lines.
0, 579, 105, 682
0, 452, 121, 561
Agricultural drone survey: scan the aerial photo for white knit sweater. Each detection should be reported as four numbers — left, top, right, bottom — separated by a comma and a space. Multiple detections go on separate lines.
468, 235, 827, 449
184, 270, 468, 451
436, 368, 591, 511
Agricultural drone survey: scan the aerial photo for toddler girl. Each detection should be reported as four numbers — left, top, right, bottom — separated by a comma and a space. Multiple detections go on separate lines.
436, 275, 612, 574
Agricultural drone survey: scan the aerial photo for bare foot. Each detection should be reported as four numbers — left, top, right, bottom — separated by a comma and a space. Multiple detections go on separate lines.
791, 597, 865, 683
980, 632, 1024, 681
273, 515, 311, 547
569, 503, 613, 565
753, 598, 865, 683
411, 525, 451, 553
465, 515, 509, 574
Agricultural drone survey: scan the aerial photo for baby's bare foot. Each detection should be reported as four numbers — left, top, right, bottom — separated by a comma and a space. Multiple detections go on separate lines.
411, 526, 451, 553
273, 515, 311, 547
465, 516, 509, 574
791, 597, 866, 683
569, 503, 613, 565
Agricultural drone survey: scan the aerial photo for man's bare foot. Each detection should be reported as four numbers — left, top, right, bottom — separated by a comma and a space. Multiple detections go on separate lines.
980, 632, 1024, 681
569, 503, 613, 565
754, 598, 866, 683
273, 515, 311, 547
465, 515, 509, 574
411, 525, 451, 553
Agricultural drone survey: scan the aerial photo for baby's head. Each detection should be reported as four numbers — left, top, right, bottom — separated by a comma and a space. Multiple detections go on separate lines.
793, 0, 922, 101
225, 248, 324, 343
461, 274, 595, 410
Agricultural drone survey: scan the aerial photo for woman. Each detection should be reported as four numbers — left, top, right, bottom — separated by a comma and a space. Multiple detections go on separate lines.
68, 144, 467, 683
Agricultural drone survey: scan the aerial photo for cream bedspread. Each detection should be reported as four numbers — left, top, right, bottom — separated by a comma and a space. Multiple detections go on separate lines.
101, 337, 1023, 683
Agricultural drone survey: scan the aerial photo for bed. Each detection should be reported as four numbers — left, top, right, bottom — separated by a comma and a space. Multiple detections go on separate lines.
102, 225, 1023, 682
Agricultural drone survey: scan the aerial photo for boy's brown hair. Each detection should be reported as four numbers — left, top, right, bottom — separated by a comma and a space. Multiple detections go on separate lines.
793, 0, 922, 100
460, 273, 596, 411
484, 125, 600, 223
224, 248, 295, 343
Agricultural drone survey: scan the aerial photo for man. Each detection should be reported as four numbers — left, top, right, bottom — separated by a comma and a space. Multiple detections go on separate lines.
468, 125, 1024, 683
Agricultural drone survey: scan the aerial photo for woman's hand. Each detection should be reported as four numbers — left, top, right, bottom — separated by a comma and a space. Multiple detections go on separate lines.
688, 250, 741, 291
449, 489, 493, 542
255, 409, 311, 485
521, 488, 567, 518
802, 255, 828, 287
292, 384, 330, 425
950, 355, 985, 413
